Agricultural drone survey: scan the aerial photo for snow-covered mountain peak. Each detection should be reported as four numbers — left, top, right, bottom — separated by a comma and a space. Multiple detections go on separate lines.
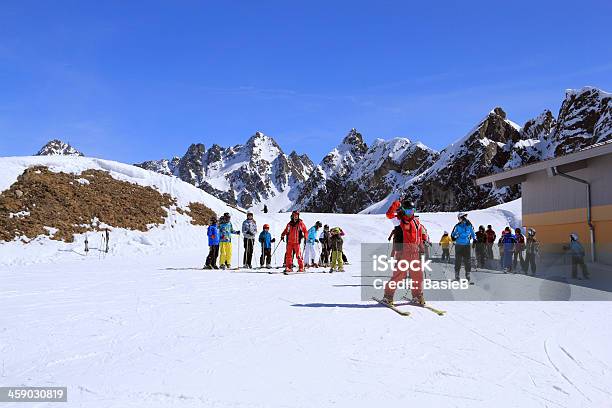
521, 110, 556, 141
293, 129, 438, 213
136, 132, 314, 212
245, 131, 282, 162
320, 129, 368, 179
491, 106, 507, 119
541, 86, 611, 157
36, 139, 84, 157
339, 128, 367, 151
565, 86, 612, 99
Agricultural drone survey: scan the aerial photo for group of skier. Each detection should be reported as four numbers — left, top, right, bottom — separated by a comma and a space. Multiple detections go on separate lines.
203, 197, 590, 308
436, 216, 590, 279
204, 210, 347, 274
435, 216, 536, 277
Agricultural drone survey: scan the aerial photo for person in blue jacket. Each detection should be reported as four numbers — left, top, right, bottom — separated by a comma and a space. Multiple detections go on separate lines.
451, 212, 476, 281
258, 224, 276, 268
499, 227, 517, 272
204, 215, 220, 269
564, 233, 590, 279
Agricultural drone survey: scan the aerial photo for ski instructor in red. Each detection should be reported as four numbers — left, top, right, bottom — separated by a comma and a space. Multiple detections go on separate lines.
281, 211, 308, 273
382, 198, 426, 306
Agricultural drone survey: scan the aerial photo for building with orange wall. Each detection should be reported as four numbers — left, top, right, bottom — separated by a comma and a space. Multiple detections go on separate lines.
476, 140, 612, 265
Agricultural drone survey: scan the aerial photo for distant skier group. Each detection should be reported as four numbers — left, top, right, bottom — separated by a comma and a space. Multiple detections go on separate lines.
435, 214, 589, 279
204, 210, 347, 274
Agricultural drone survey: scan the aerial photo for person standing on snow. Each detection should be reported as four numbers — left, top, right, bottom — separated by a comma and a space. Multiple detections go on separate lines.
258, 224, 276, 268
204, 215, 220, 269
418, 219, 431, 261
241, 212, 257, 268
329, 227, 345, 273
513, 227, 526, 272
304, 221, 322, 267
475, 225, 487, 268
319, 225, 331, 267
439, 231, 452, 262
280, 211, 308, 273
219, 213, 240, 269
523, 228, 539, 275
485, 225, 496, 260
382, 198, 426, 306
500, 227, 516, 273
451, 212, 476, 282
564, 233, 590, 279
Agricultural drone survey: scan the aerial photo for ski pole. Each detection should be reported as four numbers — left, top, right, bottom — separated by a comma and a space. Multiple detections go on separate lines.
271, 239, 281, 257
260, 241, 264, 267
271, 239, 281, 267
99, 233, 104, 260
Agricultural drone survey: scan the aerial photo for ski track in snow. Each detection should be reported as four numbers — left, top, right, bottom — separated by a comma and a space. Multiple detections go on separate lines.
1, 254, 612, 408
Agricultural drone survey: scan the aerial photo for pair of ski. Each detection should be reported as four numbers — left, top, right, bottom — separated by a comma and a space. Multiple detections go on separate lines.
371, 297, 446, 317
279, 269, 330, 275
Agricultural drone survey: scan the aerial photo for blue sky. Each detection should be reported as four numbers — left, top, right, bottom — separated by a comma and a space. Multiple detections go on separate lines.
1, 1, 611, 163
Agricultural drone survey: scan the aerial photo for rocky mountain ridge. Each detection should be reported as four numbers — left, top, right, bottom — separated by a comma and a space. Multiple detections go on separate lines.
36, 86, 611, 213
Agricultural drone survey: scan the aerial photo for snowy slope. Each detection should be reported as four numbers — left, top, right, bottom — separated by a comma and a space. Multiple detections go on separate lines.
0, 156, 245, 266
2, 156, 612, 407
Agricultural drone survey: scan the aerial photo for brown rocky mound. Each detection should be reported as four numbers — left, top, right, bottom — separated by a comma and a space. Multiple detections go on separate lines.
186, 202, 216, 226
0, 166, 213, 242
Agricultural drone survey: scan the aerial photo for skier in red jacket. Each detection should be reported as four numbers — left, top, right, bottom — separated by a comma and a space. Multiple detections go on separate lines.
382, 198, 426, 306
281, 211, 308, 273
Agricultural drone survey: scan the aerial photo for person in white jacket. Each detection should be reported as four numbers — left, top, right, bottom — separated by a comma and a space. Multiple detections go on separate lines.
241, 212, 257, 268
304, 221, 322, 267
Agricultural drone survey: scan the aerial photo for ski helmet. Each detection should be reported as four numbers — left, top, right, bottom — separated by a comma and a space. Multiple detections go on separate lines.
443, 231, 448, 235
324, 224, 329, 230
247, 212, 253, 218
401, 196, 415, 209
330, 227, 342, 235
527, 228, 536, 236
458, 212, 468, 220
487, 224, 492, 229
479, 225, 485, 231
263, 224, 270, 230
291, 210, 299, 219
570, 233, 579, 241
315, 221, 322, 228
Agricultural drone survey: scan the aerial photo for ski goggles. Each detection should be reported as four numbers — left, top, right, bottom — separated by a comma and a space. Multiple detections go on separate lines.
401, 207, 415, 217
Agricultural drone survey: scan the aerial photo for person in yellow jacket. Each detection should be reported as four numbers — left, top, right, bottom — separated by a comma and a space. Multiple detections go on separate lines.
218, 213, 240, 269
439, 231, 452, 263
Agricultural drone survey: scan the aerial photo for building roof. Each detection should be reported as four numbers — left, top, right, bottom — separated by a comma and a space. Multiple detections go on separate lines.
476, 139, 612, 186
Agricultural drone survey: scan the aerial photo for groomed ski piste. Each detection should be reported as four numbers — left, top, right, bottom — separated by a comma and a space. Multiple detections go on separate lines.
1, 156, 611, 407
